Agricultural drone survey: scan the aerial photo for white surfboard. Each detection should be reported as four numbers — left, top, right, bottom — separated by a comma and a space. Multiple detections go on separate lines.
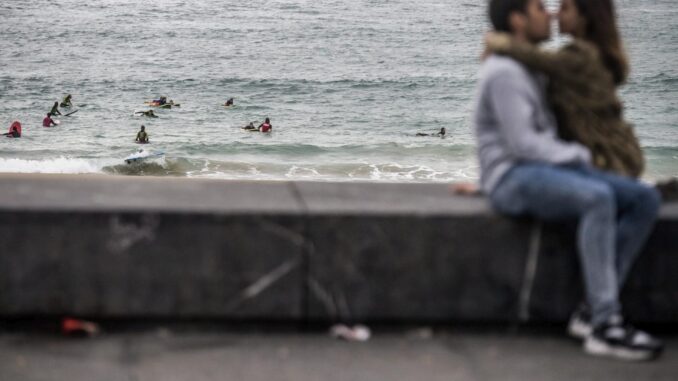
124, 148, 165, 164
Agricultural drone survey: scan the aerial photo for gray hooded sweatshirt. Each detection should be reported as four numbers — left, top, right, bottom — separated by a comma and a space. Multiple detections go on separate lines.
473, 54, 591, 194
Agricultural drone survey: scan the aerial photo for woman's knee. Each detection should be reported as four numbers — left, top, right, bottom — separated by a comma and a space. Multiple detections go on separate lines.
636, 185, 662, 214
582, 183, 616, 212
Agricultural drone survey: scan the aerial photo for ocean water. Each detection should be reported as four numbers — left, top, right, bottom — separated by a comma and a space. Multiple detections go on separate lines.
0, 0, 676, 182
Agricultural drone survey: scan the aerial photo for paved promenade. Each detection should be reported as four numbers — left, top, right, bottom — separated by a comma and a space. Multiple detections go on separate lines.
1, 326, 676, 381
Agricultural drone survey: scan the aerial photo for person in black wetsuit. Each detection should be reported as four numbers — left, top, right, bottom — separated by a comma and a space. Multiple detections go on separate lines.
135, 125, 149, 143
50, 101, 62, 116
416, 127, 446, 137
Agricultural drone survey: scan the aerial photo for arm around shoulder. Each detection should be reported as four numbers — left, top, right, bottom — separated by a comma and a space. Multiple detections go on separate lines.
486, 33, 589, 81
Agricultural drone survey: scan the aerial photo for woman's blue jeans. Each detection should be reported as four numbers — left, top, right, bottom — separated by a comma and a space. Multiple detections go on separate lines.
490, 163, 661, 326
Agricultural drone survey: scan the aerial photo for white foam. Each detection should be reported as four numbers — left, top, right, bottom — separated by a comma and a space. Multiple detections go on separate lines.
0, 157, 102, 174
285, 166, 320, 178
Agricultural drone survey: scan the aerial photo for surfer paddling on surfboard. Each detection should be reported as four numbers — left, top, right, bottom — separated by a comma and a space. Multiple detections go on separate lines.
241, 121, 258, 131
416, 127, 446, 138
135, 110, 158, 118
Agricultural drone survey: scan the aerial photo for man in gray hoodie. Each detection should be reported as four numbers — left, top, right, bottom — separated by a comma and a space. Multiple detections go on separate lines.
475, 0, 662, 361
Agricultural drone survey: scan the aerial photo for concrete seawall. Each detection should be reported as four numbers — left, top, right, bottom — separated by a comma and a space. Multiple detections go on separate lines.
1, 174, 676, 323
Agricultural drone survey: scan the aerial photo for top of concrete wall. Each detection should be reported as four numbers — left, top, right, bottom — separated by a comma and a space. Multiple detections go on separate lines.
0, 174, 675, 218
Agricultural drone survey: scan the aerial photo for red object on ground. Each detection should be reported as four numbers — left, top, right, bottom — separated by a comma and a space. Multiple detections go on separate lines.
62, 317, 99, 336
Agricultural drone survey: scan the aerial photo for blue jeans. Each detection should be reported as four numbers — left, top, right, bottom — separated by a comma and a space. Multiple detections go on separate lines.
490, 163, 661, 326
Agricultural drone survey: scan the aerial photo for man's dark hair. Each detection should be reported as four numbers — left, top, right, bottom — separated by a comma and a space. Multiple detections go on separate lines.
489, 0, 530, 32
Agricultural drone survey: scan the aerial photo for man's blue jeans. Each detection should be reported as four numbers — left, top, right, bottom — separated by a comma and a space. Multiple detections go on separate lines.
489, 163, 661, 326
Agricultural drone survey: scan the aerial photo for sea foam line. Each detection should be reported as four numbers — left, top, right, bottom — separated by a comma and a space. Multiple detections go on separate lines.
0, 157, 102, 174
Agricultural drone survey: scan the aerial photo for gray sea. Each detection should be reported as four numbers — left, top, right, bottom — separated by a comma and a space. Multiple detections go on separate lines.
0, 0, 676, 182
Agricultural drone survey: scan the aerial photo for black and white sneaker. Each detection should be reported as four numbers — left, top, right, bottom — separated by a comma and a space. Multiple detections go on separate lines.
584, 315, 663, 361
567, 304, 592, 340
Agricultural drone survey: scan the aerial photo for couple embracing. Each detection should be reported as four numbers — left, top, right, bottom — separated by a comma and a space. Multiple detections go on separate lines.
474, 0, 662, 360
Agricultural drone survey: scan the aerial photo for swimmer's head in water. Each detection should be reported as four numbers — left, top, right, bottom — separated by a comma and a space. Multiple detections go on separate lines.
440, 128, 446, 135
141, 125, 145, 131
265, 118, 270, 123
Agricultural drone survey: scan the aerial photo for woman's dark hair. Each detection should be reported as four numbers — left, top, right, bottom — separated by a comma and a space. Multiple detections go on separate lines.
574, 0, 629, 84
489, 0, 530, 32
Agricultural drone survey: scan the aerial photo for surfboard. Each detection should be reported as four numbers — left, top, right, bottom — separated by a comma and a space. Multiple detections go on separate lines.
124, 149, 164, 164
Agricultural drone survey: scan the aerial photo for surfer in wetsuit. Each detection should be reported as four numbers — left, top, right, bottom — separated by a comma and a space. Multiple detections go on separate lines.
49, 101, 62, 116
135, 125, 149, 143
151, 96, 168, 106
225, 98, 234, 107
416, 127, 446, 137
60, 94, 72, 108
3, 121, 21, 138
135, 110, 158, 118
43, 113, 57, 127
258, 118, 272, 133
241, 121, 258, 130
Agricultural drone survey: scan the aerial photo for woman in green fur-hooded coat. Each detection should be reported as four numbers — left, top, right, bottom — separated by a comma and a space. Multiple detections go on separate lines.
486, 0, 644, 178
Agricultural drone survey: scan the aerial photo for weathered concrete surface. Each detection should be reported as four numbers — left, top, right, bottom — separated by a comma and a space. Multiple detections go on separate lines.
1, 328, 677, 381
306, 215, 532, 322
0, 213, 305, 318
0, 175, 307, 319
0, 174, 676, 323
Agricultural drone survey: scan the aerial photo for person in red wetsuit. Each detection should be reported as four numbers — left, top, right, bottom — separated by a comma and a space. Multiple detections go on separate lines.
43, 113, 57, 127
3, 121, 21, 138
259, 118, 272, 133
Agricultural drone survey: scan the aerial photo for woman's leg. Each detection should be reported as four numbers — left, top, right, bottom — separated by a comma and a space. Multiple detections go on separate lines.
574, 166, 661, 286
490, 163, 620, 326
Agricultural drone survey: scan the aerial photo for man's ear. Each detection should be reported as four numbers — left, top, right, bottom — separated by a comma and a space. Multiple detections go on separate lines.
508, 11, 527, 34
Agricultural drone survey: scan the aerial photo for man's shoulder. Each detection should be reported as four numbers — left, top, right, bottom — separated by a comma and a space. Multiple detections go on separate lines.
480, 55, 530, 80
